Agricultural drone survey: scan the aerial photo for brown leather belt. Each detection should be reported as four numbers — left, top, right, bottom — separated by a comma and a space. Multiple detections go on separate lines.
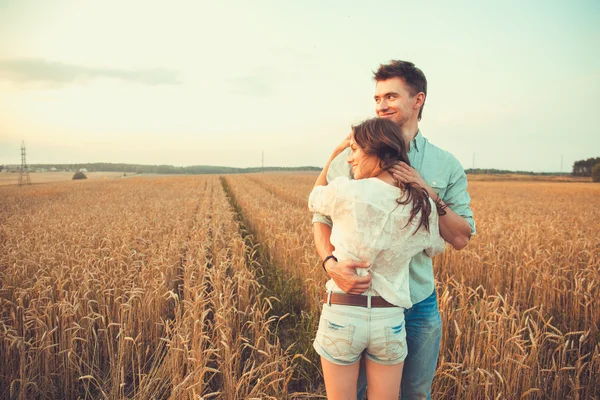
321, 293, 397, 308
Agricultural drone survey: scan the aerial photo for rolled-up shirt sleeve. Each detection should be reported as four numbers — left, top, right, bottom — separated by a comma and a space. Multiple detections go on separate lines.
445, 163, 476, 236
425, 200, 447, 257
311, 212, 333, 227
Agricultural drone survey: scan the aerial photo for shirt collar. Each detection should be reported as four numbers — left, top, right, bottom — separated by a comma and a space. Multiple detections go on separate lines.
409, 130, 424, 153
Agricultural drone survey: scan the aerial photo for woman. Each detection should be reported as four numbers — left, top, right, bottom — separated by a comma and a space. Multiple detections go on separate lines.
308, 118, 445, 399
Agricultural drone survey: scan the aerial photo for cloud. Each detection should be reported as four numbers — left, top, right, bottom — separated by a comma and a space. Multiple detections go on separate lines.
226, 68, 276, 97
0, 58, 180, 86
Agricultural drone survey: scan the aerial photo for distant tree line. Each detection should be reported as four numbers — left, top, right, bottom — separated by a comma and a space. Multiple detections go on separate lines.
14, 163, 320, 175
5, 161, 596, 178
572, 157, 600, 177
464, 168, 569, 176
466, 158, 600, 177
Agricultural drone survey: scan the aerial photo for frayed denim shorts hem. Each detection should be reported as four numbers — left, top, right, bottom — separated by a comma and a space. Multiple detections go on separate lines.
313, 340, 361, 366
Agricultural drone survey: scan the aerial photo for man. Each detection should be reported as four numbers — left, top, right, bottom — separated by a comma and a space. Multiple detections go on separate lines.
312, 60, 475, 399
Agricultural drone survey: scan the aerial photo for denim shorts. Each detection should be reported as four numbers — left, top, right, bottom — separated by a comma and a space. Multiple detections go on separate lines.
313, 301, 407, 366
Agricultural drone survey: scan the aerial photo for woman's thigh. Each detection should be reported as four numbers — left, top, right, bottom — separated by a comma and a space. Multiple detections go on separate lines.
365, 358, 404, 400
321, 357, 361, 400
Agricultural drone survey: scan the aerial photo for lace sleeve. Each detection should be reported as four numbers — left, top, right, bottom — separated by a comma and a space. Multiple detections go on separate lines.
308, 177, 352, 218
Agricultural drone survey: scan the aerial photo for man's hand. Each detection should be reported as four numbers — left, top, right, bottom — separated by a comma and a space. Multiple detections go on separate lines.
389, 162, 431, 194
389, 162, 473, 250
325, 259, 372, 294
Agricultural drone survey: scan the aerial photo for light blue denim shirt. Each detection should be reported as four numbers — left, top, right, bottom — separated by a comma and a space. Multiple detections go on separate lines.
312, 130, 476, 304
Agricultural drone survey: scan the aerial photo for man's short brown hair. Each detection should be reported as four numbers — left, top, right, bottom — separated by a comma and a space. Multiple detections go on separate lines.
373, 60, 427, 121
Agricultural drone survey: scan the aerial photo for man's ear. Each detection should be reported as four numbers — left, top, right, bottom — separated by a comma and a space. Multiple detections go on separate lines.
414, 92, 425, 109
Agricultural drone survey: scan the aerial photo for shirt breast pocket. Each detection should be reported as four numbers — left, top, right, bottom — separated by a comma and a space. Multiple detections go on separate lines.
429, 179, 448, 200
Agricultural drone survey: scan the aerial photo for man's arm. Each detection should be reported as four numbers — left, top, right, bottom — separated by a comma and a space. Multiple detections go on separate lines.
313, 222, 372, 294
390, 162, 472, 250
433, 198, 471, 250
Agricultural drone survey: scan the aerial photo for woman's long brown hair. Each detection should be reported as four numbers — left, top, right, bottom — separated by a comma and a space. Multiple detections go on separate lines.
352, 118, 432, 233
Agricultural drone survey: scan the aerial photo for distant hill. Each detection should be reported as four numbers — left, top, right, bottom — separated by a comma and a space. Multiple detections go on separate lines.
10, 163, 321, 175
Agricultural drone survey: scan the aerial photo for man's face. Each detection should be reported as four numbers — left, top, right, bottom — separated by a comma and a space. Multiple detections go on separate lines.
374, 77, 418, 127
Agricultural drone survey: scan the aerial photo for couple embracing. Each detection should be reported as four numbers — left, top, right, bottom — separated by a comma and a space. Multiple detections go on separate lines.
309, 60, 476, 399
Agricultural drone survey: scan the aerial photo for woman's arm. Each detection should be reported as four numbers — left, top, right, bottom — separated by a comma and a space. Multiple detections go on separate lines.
311, 133, 371, 294
314, 134, 351, 188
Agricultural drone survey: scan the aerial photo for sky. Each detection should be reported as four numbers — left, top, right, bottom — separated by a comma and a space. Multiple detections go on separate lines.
0, 0, 598, 172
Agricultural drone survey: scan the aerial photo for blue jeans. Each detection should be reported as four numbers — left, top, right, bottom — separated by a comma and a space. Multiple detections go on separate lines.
357, 290, 442, 399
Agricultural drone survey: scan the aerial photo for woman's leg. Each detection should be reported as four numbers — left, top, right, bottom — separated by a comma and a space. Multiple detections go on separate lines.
365, 358, 404, 400
321, 357, 361, 400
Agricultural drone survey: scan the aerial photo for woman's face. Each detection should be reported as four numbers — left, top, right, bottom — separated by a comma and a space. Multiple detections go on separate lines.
347, 135, 380, 179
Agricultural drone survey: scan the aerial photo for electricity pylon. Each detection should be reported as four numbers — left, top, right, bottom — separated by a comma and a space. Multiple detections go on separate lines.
18, 141, 31, 186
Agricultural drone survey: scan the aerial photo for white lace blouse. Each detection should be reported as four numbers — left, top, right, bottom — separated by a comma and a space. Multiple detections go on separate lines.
309, 176, 446, 309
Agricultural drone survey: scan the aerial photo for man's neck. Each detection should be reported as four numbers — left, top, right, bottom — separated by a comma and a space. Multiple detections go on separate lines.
400, 121, 420, 146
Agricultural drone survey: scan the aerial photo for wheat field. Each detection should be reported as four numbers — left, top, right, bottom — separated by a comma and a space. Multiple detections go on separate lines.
1, 174, 598, 399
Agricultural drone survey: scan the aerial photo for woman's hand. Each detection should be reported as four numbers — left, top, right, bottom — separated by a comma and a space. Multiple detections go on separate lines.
332, 133, 351, 158
314, 133, 352, 188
